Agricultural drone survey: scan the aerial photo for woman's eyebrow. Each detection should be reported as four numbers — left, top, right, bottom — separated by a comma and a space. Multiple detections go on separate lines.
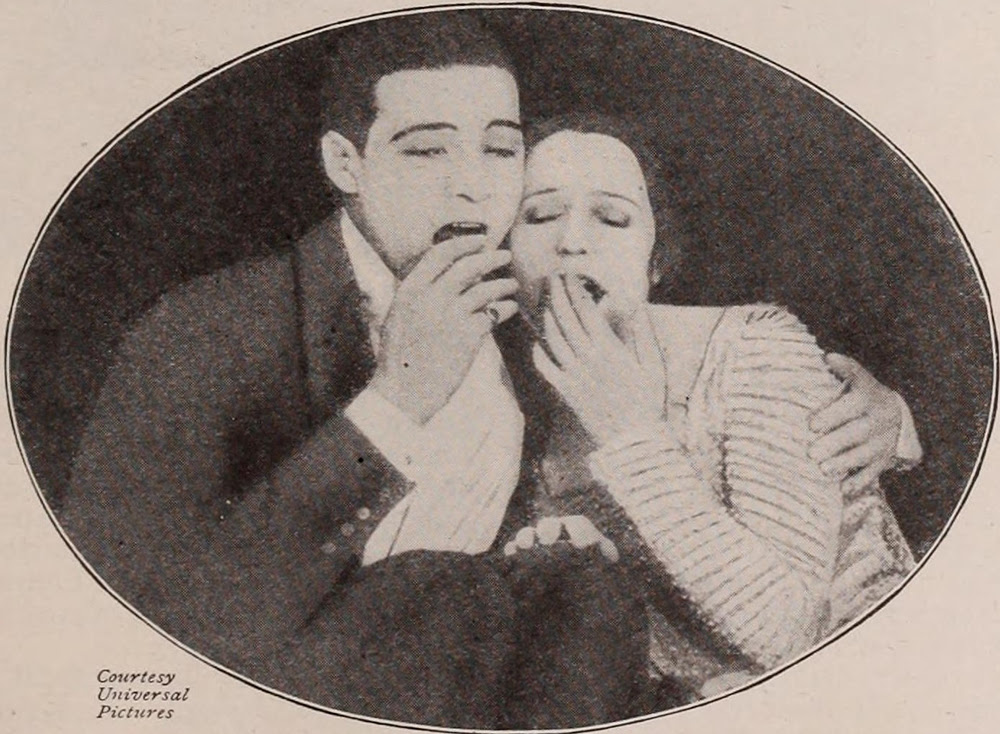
521, 187, 558, 200
596, 190, 639, 207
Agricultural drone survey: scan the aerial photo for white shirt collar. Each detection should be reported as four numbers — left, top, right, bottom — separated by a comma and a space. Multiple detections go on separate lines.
337, 215, 525, 565
340, 211, 397, 331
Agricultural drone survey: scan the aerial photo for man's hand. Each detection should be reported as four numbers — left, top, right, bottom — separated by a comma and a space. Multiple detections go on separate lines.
808, 353, 904, 492
369, 236, 518, 425
503, 515, 620, 562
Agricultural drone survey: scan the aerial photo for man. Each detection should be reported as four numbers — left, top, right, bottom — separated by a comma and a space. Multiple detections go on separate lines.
60, 15, 647, 729
59, 11, 918, 728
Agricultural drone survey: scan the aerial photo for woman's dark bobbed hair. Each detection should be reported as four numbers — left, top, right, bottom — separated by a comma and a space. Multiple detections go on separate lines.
523, 110, 688, 291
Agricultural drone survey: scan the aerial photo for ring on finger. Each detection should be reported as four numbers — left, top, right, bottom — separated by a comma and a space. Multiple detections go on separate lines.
485, 302, 501, 326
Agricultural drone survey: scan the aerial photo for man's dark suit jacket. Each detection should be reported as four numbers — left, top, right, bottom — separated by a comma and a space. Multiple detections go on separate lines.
55, 213, 694, 724
60, 214, 498, 669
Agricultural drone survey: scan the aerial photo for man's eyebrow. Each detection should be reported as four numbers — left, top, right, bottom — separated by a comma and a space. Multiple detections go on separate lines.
389, 122, 457, 143
487, 119, 522, 133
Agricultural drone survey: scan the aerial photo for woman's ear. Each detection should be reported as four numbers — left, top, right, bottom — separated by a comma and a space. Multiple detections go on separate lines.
321, 131, 362, 195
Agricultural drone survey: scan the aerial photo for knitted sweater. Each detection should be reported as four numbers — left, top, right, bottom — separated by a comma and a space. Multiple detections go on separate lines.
581, 304, 915, 673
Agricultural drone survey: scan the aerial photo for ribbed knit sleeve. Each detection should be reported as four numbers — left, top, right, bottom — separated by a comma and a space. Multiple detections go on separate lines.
589, 306, 843, 668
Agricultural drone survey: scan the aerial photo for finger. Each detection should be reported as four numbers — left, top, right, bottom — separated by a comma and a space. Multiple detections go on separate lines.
514, 526, 537, 550
824, 353, 868, 385
458, 278, 519, 311
469, 301, 520, 336
406, 235, 490, 286
503, 540, 518, 557
633, 307, 665, 369
598, 536, 620, 563
549, 274, 592, 357
809, 389, 867, 433
483, 299, 519, 326
808, 416, 874, 463
617, 315, 639, 361
819, 441, 882, 480
543, 307, 576, 367
532, 342, 568, 393
561, 515, 601, 548
842, 464, 881, 495
436, 248, 512, 291
535, 517, 563, 545
564, 275, 619, 351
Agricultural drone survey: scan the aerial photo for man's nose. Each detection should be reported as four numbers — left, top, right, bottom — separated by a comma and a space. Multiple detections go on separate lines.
445, 152, 491, 203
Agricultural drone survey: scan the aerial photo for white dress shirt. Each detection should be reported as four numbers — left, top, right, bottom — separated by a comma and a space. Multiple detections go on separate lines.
338, 213, 525, 566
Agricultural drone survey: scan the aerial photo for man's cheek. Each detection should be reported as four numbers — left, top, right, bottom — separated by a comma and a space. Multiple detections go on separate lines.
495, 173, 523, 216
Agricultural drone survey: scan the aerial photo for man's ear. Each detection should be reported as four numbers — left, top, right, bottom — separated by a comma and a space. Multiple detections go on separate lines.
321, 131, 363, 195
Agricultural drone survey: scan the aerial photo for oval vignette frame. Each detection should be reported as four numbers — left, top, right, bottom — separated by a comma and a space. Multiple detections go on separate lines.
5, 2, 997, 730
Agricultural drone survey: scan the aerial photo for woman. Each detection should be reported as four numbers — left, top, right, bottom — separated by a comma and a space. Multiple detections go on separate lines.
501, 112, 916, 706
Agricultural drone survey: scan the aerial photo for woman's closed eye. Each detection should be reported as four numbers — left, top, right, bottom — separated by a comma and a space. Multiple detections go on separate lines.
594, 202, 631, 228
521, 201, 566, 224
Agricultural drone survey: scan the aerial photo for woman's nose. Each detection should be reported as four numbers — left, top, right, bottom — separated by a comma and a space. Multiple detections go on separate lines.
555, 217, 589, 255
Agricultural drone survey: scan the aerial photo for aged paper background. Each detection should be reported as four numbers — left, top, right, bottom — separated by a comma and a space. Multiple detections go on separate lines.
1, 1, 997, 732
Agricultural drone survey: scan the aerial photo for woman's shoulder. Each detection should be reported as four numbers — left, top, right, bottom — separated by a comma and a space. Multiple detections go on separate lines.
719, 304, 826, 363
705, 304, 836, 402
646, 302, 818, 355
646, 305, 727, 403
650, 303, 835, 406
726, 303, 817, 338
646, 304, 727, 352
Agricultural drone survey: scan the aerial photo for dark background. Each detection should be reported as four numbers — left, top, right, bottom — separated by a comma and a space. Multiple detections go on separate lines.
8, 8, 994, 558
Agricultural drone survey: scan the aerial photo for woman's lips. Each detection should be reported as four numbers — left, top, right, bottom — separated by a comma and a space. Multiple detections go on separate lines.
539, 273, 608, 307
433, 222, 488, 245
576, 274, 608, 303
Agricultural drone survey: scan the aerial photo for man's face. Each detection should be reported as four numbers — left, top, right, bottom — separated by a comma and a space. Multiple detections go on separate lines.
353, 65, 524, 278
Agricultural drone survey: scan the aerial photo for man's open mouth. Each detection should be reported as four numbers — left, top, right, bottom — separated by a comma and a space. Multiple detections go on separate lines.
433, 222, 488, 245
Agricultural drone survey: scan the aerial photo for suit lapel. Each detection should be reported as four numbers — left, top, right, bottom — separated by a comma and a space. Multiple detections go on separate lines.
293, 214, 376, 427
293, 225, 549, 545
492, 319, 556, 544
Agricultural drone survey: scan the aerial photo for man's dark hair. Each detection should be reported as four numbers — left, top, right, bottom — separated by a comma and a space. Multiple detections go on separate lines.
525, 111, 689, 292
321, 12, 517, 150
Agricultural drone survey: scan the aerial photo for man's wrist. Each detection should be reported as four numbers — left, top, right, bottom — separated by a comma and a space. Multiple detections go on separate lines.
368, 369, 435, 426
345, 385, 428, 483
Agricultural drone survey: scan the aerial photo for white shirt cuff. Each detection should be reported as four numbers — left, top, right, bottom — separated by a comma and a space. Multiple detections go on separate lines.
344, 386, 426, 483
894, 392, 923, 469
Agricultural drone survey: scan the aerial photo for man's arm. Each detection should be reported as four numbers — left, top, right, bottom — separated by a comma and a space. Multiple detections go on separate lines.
59, 265, 410, 670
808, 353, 923, 491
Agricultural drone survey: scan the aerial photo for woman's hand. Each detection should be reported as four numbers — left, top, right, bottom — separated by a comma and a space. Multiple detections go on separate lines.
808, 353, 908, 492
531, 274, 667, 446
503, 515, 620, 562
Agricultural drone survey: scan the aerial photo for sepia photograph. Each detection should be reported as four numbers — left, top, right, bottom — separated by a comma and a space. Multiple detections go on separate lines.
3, 2, 997, 731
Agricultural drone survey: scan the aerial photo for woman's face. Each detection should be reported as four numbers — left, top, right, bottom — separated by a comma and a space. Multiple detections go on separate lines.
510, 130, 656, 325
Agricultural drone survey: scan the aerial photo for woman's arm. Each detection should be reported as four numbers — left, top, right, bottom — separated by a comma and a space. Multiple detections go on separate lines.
535, 293, 845, 668
588, 307, 844, 668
